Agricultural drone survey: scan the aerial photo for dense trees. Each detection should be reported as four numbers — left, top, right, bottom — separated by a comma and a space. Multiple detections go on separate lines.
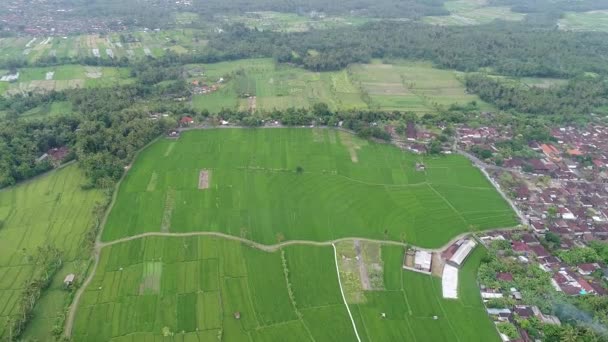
203, 21, 608, 78
465, 74, 608, 119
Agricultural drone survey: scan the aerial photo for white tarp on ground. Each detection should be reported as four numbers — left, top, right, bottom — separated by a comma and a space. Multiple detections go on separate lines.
442, 264, 459, 299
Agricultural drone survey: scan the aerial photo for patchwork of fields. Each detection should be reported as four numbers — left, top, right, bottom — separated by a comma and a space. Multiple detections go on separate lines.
0, 30, 207, 64
0, 65, 133, 96
190, 59, 490, 114
0, 165, 105, 340
221, 11, 370, 32
73, 236, 358, 341
72, 236, 499, 341
423, 0, 525, 26
558, 10, 608, 32
102, 129, 517, 247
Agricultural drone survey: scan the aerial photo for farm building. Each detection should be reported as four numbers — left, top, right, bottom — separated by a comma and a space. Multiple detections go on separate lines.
414, 250, 432, 273
180, 116, 194, 126
64, 274, 75, 287
447, 239, 477, 268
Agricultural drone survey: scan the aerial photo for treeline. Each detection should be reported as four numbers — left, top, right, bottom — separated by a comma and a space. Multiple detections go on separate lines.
5, 245, 62, 341
0, 83, 180, 188
203, 22, 608, 78
465, 74, 608, 120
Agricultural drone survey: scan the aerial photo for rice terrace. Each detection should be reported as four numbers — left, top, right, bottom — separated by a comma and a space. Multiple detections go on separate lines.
65, 128, 518, 341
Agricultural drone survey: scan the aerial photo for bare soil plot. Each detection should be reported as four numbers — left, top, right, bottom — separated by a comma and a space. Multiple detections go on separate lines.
198, 170, 211, 189
85, 67, 102, 79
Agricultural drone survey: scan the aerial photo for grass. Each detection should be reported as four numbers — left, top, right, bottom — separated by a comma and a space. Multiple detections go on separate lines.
221, 11, 370, 32
559, 10, 608, 32
102, 128, 517, 248
350, 245, 500, 342
424, 0, 525, 25
0, 164, 105, 340
72, 236, 357, 341
1, 65, 133, 95
189, 58, 487, 114
349, 60, 493, 112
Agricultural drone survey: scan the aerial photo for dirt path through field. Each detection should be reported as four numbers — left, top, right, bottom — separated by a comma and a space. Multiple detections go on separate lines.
354, 240, 371, 290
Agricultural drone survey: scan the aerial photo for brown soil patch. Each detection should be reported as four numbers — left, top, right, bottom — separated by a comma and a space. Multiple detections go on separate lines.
199, 170, 211, 189
431, 252, 445, 277
248, 96, 256, 112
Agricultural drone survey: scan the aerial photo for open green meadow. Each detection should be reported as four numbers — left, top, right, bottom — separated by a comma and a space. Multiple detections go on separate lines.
348, 244, 500, 342
72, 236, 357, 341
0, 164, 105, 340
424, 0, 524, 26
189, 59, 489, 114
0, 65, 133, 95
348, 60, 492, 112
189, 59, 367, 113
102, 129, 517, 248
559, 10, 608, 32
221, 11, 370, 32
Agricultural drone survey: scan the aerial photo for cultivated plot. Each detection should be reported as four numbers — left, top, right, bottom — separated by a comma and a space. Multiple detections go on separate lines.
346, 244, 500, 342
423, 0, 525, 26
558, 10, 608, 32
0, 165, 105, 340
102, 128, 517, 248
189, 59, 368, 113
349, 61, 493, 113
72, 236, 357, 342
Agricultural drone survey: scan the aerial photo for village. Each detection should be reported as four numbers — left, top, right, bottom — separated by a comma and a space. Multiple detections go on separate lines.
395, 120, 608, 341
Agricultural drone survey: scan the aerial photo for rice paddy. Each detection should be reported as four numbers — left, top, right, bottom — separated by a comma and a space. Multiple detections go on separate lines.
102, 128, 517, 248
0, 164, 105, 340
189, 59, 490, 114
424, 0, 525, 26
72, 236, 358, 341
0, 30, 208, 65
0, 65, 133, 95
72, 236, 499, 341
558, 10, 608, 32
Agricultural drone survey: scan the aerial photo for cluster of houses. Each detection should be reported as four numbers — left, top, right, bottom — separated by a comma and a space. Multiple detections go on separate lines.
1, 0, 127, 36
478, 230, 608, 341
191, 80, 220, 95
446, 123, 608, 340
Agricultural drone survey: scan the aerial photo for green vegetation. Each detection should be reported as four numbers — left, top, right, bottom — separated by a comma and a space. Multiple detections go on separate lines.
189, 59, 486, 113
221, 11, 370, 32
0, 65, 133, 96
347, 244, 500, 341
0, 165, 105, 340
424, 0, 525, 25
350, 60, 491, 112
72, 236, 357, 341
559, 10, 608, 32
102, 129, 516, 247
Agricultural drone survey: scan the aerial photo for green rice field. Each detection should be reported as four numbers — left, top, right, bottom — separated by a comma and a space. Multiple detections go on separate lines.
349, 244, 500, 341
0, 164, 105, 340
424, 0, 525, 26
221, 11, 370, 32
102, 128, 517, 248
0, 65, 133, 95
558, 10, 608, 32
0, 30, 208, 65
189, 59, 490, 114
72, 236, 499, 341
72, 236, 358, 341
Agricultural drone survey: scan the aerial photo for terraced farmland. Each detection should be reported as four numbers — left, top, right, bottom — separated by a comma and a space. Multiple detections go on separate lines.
102, 128, 517, 248
72, 236, 358, 341
0, 164, 105, 340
